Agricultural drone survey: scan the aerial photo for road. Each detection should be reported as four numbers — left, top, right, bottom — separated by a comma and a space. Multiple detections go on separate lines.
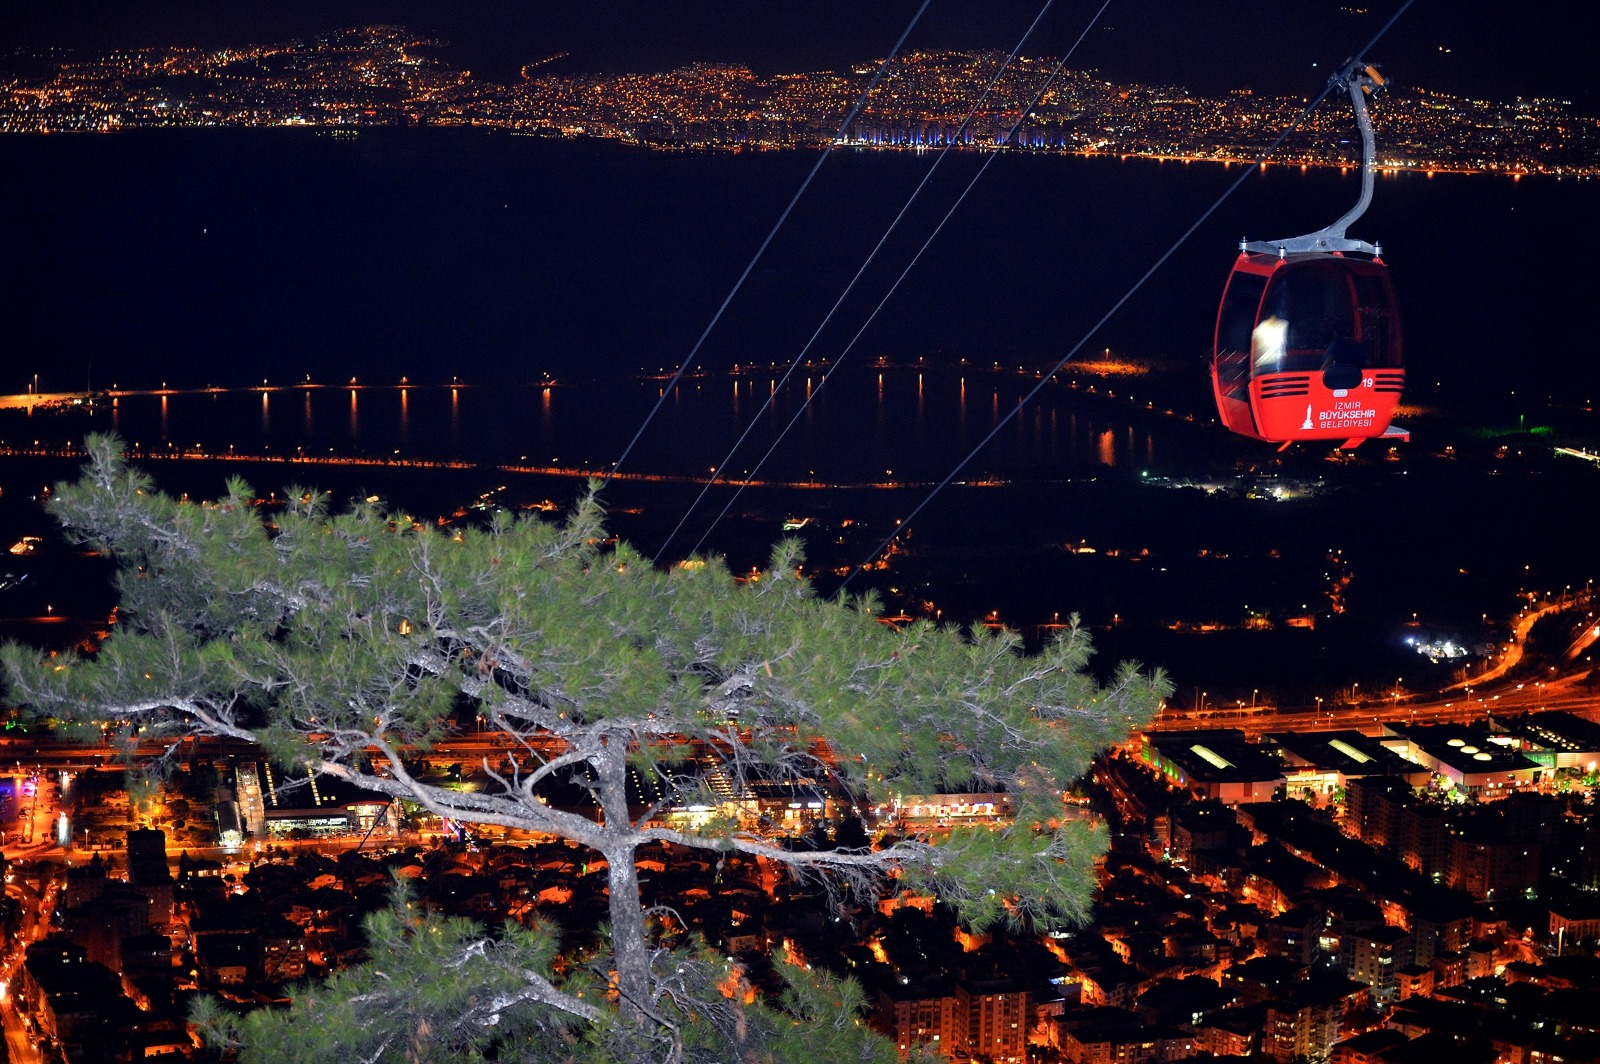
1, 864, 55, 1064
1149, 592, 1598, 739
1153, 669, 1597, 740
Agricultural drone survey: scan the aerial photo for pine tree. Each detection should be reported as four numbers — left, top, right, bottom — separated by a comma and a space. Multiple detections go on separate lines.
3, 435, 1169, 1061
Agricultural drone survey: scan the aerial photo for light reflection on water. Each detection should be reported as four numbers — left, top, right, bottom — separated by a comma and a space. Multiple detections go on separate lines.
5, 133, 1597, 702
4, 365, 1596, 705
55, 365, 1162, 483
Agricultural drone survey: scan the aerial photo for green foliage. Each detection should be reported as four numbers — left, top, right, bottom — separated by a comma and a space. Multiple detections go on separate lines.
125, 770, 160, 822
4, 435, 1170, 1060
769, 948, 935, 1064
191, 886, 907, 1064
192, 883, 595, 1064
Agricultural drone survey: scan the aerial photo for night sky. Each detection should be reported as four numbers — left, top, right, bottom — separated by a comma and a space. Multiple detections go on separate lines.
2, 1, 1592, 110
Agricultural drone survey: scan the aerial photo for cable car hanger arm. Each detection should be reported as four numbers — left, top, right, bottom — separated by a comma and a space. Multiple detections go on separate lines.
1243, 58, 1388, 258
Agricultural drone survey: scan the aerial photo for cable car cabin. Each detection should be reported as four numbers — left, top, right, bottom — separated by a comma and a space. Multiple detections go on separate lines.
1211, 251, 1406, 449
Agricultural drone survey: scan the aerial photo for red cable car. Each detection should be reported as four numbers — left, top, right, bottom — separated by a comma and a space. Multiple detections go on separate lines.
1210, 62, 1408, 450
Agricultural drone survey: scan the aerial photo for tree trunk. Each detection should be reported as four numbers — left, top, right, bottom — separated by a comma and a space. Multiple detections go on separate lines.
596, 743, 651, 1026
606, 840, 652, 1023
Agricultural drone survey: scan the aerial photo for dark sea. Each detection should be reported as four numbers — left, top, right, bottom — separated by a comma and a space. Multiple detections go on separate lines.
2, 128, 1598, 705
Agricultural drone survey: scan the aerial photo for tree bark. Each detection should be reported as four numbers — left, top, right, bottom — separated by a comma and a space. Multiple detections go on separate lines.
595, 740, 651, 1027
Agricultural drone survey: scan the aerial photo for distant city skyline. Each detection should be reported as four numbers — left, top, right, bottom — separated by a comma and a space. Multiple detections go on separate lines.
3, 25, 1593, 175
2, 1, 1592, 111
